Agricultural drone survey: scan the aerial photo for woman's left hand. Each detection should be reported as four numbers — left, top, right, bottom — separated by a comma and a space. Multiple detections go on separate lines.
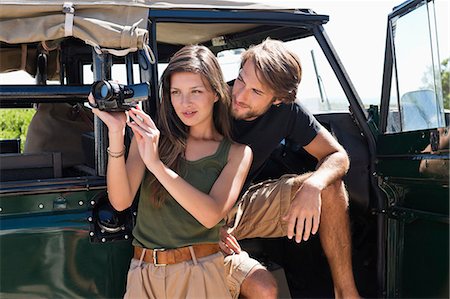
127, 107, 161, 170
219, 227, 241, 255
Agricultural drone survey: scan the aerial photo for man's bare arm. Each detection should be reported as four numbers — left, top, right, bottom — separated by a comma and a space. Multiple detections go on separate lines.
283, 127, 349, 242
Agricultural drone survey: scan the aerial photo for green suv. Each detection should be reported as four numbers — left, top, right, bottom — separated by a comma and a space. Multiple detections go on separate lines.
0, 0, 448, 298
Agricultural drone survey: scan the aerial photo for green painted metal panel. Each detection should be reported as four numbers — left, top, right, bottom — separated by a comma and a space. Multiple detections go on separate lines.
401, 218, 449, 298
377, 139, 449, 298
0, 188, 133, 298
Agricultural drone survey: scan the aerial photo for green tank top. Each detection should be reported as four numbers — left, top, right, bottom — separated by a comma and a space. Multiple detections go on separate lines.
132, 138, 231, 249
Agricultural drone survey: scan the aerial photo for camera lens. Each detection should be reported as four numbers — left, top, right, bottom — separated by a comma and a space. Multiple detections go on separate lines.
100, 84, 109, 98
92, 81, 112, 100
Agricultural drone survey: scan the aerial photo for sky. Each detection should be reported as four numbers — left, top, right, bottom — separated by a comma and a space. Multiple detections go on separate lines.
298, 0, 449, 101
1, 0, 448, 105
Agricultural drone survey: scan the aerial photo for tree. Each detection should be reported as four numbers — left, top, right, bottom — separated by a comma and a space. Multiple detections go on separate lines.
441, 58, 449, 109
0, 109, 35, 152
421, 57, 450, 110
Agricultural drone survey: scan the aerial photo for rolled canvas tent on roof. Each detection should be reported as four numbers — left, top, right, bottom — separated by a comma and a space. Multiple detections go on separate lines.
0, 2, 151, 78
0, 0, 306, 77
0, 0, 303, 10
0, 0, 306, 49
0, 4, 149, 50
0, 0, 305, 48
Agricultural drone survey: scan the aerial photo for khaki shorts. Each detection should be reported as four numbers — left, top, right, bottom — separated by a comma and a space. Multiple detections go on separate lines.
223, 173, 312, 295
124, 252, 231, 299
226, 173, 312, 240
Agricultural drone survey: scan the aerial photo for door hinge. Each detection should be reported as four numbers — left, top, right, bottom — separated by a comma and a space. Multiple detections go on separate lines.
430, 129, 440, 152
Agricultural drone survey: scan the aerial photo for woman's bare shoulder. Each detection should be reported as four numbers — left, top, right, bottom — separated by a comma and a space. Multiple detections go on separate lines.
228, 141, 253, 162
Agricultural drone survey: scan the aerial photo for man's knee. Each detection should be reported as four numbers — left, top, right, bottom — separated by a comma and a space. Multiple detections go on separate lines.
240, 267, 277, 299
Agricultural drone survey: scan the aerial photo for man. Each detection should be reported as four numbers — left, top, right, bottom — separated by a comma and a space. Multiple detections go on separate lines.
221, 39, 360, 299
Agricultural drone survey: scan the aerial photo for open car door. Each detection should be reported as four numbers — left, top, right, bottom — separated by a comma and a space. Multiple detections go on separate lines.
376, 0, 449, 297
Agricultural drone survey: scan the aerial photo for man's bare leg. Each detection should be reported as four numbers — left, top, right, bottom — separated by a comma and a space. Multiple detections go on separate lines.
226, 174, 359, 298
239, 267, 277, 299
319, 180, 360, 299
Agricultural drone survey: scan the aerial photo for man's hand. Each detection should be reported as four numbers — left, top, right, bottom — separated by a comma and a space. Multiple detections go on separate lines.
219, 227, 241, 255
282, 182, 322, 243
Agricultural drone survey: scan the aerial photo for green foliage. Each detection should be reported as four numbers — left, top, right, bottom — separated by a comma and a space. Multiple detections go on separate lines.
441, 58, 449, 109
0, 109, 36, 152
421, 57, 450, 110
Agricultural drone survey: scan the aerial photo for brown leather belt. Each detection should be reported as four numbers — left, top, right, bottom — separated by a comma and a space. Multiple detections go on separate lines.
134, 243, 220, 266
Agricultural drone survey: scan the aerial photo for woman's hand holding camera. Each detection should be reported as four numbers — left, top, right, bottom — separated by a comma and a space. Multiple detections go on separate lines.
89, 93, 160, 169
88, 93, 127, 134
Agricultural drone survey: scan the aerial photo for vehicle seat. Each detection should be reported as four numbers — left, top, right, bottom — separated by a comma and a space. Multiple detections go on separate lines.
0, 139, 20, 154
24, 103, 94, 168
0, 152, 62, 182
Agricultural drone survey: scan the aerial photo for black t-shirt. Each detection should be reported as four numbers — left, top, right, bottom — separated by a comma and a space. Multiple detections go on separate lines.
232, 102, 321, 186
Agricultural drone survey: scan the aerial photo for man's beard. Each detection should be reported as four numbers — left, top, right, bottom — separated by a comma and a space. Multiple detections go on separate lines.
231, 107, 261, 120
231, 99, 273, 121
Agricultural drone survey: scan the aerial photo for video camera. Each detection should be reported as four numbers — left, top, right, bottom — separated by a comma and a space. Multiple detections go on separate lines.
90, 81, 149, 112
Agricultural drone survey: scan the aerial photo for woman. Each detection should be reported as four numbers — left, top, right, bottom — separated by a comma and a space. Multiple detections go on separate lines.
90, 45, 252, 298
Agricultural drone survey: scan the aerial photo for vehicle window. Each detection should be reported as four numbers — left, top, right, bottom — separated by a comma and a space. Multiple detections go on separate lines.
0, 107, 35, 153
386, 1, 446, 133
0, 70, 35, 84
157, 63, 168, 79
216, 36, 348, 114
83, 64, 141, 85
0, 70, 55, 154
0, 70, 59, 85
217, 49, 244, 82
288, 37, 348, 113
1, 67, 95, 182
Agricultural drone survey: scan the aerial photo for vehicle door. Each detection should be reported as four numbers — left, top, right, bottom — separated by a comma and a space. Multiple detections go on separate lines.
377, 0, 449, 297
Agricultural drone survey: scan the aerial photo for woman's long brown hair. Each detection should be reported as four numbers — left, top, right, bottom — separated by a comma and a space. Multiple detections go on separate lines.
148, 45, 231, 207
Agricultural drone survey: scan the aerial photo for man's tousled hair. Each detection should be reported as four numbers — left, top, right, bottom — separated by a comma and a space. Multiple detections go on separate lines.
240, 38, 302, 104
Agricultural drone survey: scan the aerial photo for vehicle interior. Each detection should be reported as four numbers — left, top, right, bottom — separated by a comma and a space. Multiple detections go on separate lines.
0, 18, 377, 299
